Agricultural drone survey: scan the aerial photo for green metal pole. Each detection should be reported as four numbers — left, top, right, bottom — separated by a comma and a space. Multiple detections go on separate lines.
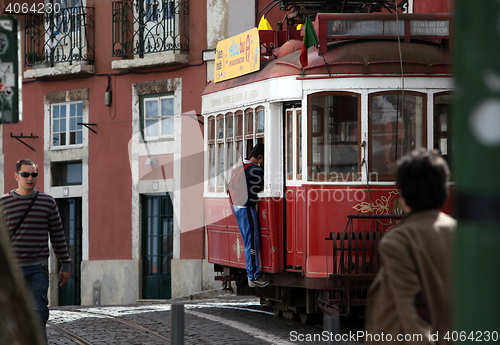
454, 1, 500, 342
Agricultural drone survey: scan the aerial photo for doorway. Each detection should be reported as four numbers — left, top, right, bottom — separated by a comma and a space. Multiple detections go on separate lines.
141, 194, 173, 299
57, 197, 82, 306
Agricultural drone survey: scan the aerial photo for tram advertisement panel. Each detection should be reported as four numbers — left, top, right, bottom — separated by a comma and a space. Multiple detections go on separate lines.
214, 28, 260, 83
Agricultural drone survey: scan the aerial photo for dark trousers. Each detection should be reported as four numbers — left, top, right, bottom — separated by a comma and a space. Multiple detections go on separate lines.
22, 263, 49, 343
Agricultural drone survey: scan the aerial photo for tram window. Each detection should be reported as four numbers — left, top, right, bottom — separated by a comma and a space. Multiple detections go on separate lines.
235, 111, 243, 139
208, 117, 215, 141
226, 113, 234, 182
286, 110, 293, 179
297, 110, 302, 179
255, 107, 265, 137
208, 141, 215, 188
434, 93, 453, 172
226, 114, 233, 139
217, 143, 225, 189
235, 140, 243, 161
286, 108, 302, 180
246, 140, 254, 159
217, 116, 224, 140
226, 141, 234, 179
369, 92, 426, 181
245, 109, 254, 138
208, 116, 216, 189
309, 93, 360, 181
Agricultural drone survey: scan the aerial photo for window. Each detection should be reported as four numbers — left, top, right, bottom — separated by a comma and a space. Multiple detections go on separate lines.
255, 107, 265, 136
52, 101, 83, 148
434, 92, 453, 172
145, 0, 174, 22
368, 91, 426, 180
286, 107, 302, 180
207, 116, 216, 188
235, 110, 243, 162
142, 94, 175, 140
53, 0, 83, 34
225, 113, 234, 185
206, 106, 265, 193
309, 93, 360, 181
145, 0, 160, 22
52, 161, 83, 186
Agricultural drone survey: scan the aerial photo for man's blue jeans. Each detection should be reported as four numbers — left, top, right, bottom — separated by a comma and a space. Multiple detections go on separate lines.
233, 206, 261, 281
22, 263, 49, 341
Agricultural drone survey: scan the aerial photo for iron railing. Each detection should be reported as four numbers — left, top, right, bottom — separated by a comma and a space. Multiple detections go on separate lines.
320, 214, 402, 316
112, 0, 189, 58
24, 6, 95, 67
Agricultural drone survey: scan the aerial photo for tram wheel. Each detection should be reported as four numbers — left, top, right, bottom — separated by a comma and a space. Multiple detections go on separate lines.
273, 308, 282, 317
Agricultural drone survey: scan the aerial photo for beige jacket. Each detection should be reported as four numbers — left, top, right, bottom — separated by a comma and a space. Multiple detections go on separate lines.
365, 211, 456, 345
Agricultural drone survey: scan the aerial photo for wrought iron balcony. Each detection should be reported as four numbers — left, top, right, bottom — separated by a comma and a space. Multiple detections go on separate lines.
24, 6, 94, 67
112, 0, 189, 58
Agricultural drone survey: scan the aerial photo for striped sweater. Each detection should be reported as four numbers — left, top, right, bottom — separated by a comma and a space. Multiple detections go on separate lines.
0, 190, 71, 271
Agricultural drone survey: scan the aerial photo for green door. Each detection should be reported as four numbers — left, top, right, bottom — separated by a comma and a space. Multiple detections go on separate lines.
141, 194, 173, 299
57, 198, 82, 306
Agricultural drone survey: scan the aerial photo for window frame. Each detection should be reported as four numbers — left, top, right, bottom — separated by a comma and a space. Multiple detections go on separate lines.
207, 116, 216, 191
307, 91, 361, 182
206, 106, 266, 194
433, 91, 453, 174
51, 100, 84, 149
141, 93, 176, 141
286, 107, 303, 181
368, 90, 427, 181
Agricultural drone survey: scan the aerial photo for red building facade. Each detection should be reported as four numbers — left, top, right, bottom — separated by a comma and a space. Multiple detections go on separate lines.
2, 0, 216, 305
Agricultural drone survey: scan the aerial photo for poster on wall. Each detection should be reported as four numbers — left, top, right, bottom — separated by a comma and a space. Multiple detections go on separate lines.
214, 28, 260, 83
0, 16, 20, 123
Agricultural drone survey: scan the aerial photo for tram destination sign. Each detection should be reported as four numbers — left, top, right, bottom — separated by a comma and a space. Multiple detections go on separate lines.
327, 19, 449, 37
315, 13, 451, 53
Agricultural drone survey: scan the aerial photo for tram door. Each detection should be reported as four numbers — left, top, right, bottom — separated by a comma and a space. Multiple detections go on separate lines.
57, 197, 82, 306
141, 194, 174, 299
284, 106, 304, 269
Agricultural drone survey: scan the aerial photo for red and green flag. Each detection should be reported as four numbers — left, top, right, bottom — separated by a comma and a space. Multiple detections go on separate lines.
300, 17, 319, 68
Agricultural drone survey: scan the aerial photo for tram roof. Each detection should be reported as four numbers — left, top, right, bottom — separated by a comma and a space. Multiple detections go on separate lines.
203, 38, 451, 96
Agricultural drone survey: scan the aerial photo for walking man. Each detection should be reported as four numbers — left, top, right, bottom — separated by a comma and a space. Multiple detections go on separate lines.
0, 158, 71, 342
228, 144, 270, 288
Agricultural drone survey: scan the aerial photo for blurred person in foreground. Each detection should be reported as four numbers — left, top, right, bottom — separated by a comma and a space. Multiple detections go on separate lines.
365, 149, 456, 345
0, 208, 45, 344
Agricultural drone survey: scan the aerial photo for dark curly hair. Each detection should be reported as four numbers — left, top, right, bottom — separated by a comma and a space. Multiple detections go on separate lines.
396, 149, 450, 212
249, 143, 264, 159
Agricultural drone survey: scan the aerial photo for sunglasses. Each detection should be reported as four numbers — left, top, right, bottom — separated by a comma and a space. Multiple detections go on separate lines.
18, 172, 39, 178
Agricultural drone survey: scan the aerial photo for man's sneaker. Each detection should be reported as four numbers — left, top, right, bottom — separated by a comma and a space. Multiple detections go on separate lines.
252, 278, 271, 288
248, 279, 257, 288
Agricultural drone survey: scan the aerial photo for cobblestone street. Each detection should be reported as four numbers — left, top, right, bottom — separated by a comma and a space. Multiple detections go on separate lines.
47, 294, 365, 345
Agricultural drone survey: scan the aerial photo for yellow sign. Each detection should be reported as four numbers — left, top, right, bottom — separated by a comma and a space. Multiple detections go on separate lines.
214, 28, 260, 83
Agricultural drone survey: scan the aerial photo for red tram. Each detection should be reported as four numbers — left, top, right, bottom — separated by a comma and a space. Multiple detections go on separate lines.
202, 12, 453, 322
